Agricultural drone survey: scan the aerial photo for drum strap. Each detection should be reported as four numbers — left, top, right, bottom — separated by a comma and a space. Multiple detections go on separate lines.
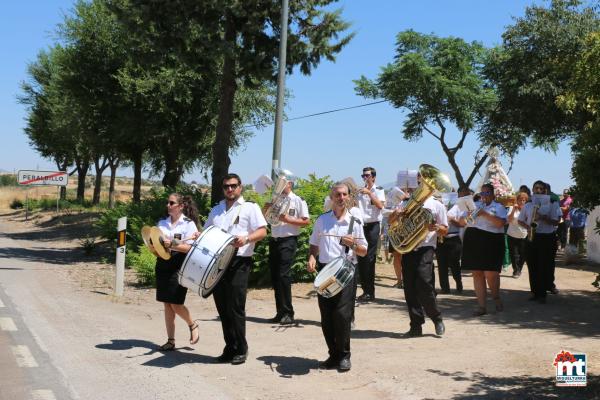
342, 216, 356, 254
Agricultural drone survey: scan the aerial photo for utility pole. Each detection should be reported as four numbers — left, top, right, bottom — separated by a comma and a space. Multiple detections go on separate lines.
271, 0, 289, 181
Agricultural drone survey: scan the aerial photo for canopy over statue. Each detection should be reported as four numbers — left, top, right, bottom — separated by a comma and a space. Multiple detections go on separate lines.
475, 148, 514, 197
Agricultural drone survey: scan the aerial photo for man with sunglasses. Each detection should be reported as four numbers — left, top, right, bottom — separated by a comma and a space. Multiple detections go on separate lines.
204, 173, 267, 364
356, 167, 386, 302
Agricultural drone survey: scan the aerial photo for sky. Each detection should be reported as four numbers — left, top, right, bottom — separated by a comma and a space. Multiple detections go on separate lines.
0, 0, 575, 193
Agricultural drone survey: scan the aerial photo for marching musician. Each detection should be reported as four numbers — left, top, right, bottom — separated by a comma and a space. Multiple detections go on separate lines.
307, 181, 367, 372
390, 172, 447, 337
461, 183, 507, 316
266, 177, 310, 325
204, 173, 267, 364
155, 193, 200, 351
518, 180, 561, 303
435, 187, 469, 294
356, 167, 385, 302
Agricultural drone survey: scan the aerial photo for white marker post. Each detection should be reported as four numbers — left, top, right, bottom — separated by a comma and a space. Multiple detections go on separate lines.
115, 217, 127, 296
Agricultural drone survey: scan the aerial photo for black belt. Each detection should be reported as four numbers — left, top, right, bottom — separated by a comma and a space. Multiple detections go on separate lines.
364, 221, 380, 227
445, 233, 460, 239
271, 236, 298, 242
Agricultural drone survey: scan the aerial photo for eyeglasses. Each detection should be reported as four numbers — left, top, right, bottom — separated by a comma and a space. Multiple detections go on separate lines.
361, 174, 372, 178
479, 191, 493, 196
222, 183, 239, 190
167, 201, 178, 206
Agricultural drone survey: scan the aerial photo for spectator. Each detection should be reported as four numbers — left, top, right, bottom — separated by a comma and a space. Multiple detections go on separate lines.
569, 207, 588, 251
558, 189, 573, 250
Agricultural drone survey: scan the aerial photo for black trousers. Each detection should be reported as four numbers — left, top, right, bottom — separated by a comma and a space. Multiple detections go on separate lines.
402, 247, 442, 327
525, 233, 555, 298
269, 236, 298, 318
357, 222, 380, 297
435, 236, 462, 291
317, 262, 356, 361
507, 235, 527, 275
212, 256, 252, 356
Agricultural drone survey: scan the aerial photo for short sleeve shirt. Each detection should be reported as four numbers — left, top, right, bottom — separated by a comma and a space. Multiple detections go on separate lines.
309, 210, 368, 264
518, 201, 561, 234
157, 214, 199, 252
357, 186, 386, 223
446, 204, 467, 236
204, 196, 267, 257
271, 192, 310, 238
416, 196, 448, 249
468, 201, 507, 234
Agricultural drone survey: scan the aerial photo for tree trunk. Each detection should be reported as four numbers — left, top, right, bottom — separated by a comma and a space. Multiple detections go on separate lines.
108, 156, 120, 209
211, 17, 238, 206
75, 159, 90, 203
161, 145, 182, 189
132, 150, 143, 203
55, 158, 70, 200
92, 156, 110, 205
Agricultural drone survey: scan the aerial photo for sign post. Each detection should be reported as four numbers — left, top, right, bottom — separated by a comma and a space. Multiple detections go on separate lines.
17, 170, 69, 219
115, 217, 127, 297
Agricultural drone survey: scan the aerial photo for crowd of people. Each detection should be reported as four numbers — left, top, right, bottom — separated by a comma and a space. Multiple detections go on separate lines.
148, 167, 588, 373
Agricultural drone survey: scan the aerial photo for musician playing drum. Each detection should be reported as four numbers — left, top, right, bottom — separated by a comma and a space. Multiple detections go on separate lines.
155, 193, 200, 351
267, 177, 310, 325
204, 173, 267, 364
307, 181, 367, 372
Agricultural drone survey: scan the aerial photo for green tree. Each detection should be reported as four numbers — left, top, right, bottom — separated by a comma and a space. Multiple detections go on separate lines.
355, 30, 503, 190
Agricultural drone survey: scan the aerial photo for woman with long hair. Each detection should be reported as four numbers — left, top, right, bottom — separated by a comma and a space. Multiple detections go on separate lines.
155, 193, 200, 350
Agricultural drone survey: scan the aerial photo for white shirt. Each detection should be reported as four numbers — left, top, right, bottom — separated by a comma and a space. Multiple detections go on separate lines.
518, 201, 561, 234
204, 196, 267, 257
416, 196, 448, 249
357, 185, 385, 223
157, 214, 199, 252
506, 206, 528, 239
309, 209, 368, 264
468, 201, 507, 234
271, 191, 309, 238
446, 204, 467, 237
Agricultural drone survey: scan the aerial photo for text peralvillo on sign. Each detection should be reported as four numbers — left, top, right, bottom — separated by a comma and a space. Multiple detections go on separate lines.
17, 170, 69, 187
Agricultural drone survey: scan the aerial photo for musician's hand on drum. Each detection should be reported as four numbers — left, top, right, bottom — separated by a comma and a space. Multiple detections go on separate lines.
233, 235, 248, 247
191, 231, 201, 240
340, 235, 355, 248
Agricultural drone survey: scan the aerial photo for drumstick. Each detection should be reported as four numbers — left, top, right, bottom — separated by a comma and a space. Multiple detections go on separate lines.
319, 233, 346, 238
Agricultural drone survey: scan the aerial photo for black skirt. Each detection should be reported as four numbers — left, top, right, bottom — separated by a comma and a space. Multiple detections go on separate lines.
155, 251, 188, 305
461, 227, 505, 272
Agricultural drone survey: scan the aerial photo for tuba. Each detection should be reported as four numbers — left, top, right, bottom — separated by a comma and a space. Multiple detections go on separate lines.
388, 164, 452, 254
264, 169, 294, 226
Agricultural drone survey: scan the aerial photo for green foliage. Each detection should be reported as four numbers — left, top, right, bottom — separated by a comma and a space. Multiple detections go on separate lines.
10, 199, 24, 209
0, 175, 17, 186
79, 235, 96, 255
126, 246, 156, 287
247, 174, 333, 286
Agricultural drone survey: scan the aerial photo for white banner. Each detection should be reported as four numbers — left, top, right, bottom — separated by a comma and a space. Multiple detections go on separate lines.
17, 170, 68, 187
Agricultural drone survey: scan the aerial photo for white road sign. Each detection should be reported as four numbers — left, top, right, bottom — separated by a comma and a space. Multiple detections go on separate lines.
17, 170, 69, 186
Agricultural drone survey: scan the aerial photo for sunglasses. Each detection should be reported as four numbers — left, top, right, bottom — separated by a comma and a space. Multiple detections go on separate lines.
361, 174, 372, 178
222, 183, 239, 190
479, 191, 493, 196
167, 201, 178, 206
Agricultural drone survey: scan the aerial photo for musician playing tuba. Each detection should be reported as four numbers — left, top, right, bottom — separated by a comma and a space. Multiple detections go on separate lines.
388, 165, 449, 338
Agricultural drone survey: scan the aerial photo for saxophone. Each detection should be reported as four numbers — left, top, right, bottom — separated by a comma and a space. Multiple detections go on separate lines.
264, 169, 293, 227
527, 204, 540, 242
388, 164, 452, 254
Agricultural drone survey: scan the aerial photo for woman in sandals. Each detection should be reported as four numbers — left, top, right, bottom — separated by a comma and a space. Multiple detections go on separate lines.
461, 183, 507, 316
155, 193, 200, 350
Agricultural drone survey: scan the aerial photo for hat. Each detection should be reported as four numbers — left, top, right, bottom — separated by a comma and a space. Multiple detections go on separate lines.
397, 170, 418, 189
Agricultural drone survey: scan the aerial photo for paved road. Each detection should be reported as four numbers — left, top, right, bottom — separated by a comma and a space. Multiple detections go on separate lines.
0, 218, 229, 400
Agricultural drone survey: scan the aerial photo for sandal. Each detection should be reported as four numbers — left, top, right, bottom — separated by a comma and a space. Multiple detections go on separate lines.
472, 307, 487, 317
159, 338, 175, 351
189, 320, 200, 345
494, 298, 504, 312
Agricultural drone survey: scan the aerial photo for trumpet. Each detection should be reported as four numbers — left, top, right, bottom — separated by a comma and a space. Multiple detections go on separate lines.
467, 205, 484, 224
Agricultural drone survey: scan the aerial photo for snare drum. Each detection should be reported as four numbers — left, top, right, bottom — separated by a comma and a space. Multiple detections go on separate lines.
178, 225, 236, 298
313, 256, 356, 298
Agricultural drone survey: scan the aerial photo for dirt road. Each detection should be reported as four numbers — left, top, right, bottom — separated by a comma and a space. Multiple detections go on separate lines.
0, 210, 598, 399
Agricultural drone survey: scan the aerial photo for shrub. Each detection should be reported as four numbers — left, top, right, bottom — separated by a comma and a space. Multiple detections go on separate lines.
79, 236, 96, 255
0, 174, 17, 186
10, 199, 24, 209
126, 246, 156, 286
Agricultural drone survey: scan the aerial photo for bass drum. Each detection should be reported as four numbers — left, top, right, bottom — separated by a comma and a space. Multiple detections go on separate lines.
178, 225, 236, 298
313, 256, 355, 298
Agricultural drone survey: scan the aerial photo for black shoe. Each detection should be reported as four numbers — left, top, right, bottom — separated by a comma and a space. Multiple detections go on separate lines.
232, 352, 248, 365
338, 358, 351, 372
405, 326, 423, 337
268, 314, 283, 323
434, 319, 445, 336
279, 315, 294, 325
456, 282, 463, 293
215, 352, 234, 363
440, 288, 451, 294
512, 271, 521, 278
550, 288, 560, 295
318, 357, 338, 370
356, 293, 373, 302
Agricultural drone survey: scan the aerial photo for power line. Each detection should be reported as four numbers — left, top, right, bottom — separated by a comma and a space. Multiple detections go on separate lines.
243, 100, 388, 129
